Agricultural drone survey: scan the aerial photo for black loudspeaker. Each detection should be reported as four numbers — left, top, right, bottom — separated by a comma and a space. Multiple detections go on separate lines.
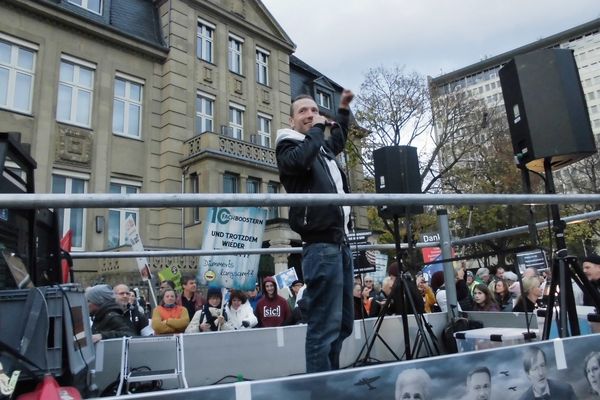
373, 145, 423, 218
499, 49, 597, 172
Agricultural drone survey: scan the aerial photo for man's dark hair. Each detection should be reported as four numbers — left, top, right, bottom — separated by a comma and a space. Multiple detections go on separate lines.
467, 366, 491, 382
160, 280, 175, 290
290, 94, 315, 116
523, 347, 546, 373
229, 290, 247, 305
181, 274, 196, 286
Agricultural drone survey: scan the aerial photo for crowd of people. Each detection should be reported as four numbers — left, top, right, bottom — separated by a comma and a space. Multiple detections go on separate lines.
84, 274, 309, 340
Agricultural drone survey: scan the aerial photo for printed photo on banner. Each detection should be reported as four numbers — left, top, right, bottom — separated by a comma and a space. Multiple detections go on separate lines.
124, 215, 152, 281
274, 267, 298, 290
198, 207, 267, 290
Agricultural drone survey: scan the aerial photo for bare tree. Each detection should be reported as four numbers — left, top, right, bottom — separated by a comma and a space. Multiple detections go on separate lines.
346, 65, 485, 193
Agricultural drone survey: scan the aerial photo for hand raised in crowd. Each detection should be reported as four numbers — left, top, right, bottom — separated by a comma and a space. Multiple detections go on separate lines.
216, 315, 225, 326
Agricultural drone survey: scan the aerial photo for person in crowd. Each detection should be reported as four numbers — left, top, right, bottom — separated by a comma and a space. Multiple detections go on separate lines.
493, 266, 505, 281
362, 285, 381, 317
519, 347, 576, 400
176, 275, 204, 322
113, 284, 148, 335
353, 283, 367, 319
185, 287, 225, 333
151, 288, 189, 334
584, 351, 600, 398
583, 254, 600, 306
222, 290, 257, 330
245, 282, 262, 312
363, 275, 377, 298
466, 271, 477, 293
513, 276, 542, 313
86, 284, 135, 343
287, 279, 304, 312
255, 276, 292, 327
455, 264, 473, 311
385, 262, 425, 315
276, 90, 354, 373
395, 368, 431, 400
472, 284, 500, 312
158, 280, 175, 303
465, 366, 491, 400
475, 267, 491, 287
416, 274, 437, 313
493, 279, 513, 312
503, 271, 518, 286
354, 274, 362, 287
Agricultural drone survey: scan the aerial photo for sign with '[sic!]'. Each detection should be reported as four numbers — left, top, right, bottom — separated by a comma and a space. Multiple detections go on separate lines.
198, 207, 267, 290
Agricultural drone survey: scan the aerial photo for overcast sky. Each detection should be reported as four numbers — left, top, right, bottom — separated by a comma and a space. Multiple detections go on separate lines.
262, 0, 600, 90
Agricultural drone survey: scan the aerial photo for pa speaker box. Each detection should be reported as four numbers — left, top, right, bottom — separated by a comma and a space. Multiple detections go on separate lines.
373, 146, 423, 218
499, 49, 596, 172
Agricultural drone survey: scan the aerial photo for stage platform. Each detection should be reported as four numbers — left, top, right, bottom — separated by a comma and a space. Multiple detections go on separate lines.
93, 311, 539, 396
96, 332, 600, 399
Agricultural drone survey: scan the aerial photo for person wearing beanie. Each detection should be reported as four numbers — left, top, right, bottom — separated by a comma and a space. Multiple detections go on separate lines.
255, 276, 292, 327
151, 288, 189, 334
86, 284, 135, 343
583, 254, 600, 307
186, 287, 225, 333
475, 267, 490, 285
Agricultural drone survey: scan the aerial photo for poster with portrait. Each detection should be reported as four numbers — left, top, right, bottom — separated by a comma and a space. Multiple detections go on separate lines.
198, 207, 267, 290
274, 267, 298, 290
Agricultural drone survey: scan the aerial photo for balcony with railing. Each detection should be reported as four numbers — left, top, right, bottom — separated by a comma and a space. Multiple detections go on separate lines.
183, 126, 277, 169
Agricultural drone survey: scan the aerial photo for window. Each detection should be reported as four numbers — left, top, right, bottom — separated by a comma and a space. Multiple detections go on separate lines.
267, 182, 279, 219
113, 74, 143, 138
107, 181, 140, 248
57, 56, 95, 127
246, 178, 260, 194
52, 173, 88, 250
229, 103, 244, 140
197, 19, 215, 63
316, 89, 331, 109
0, 34, 37, 113
190, 173, 200, 222
256, 113, 271, 147
228, 35, 243, 74
223, 173, 238, 193
256, 47, 269, 85
196, 92, 215, 134
68, 0, 102, 14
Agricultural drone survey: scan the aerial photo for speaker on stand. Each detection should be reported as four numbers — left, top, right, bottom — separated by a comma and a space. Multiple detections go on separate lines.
499, 48, 600, 339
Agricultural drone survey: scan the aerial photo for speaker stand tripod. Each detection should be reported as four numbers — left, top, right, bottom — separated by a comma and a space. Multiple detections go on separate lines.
540, 159, 600, 339
353, 215, 440, 366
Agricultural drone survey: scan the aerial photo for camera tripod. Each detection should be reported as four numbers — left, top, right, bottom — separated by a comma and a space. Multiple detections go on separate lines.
353, 215, 440, 366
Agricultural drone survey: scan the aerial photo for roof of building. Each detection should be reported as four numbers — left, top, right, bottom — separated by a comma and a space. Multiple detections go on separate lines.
33, 0, 166, 49
430, 17, 600, 87
290, 55, 345, 91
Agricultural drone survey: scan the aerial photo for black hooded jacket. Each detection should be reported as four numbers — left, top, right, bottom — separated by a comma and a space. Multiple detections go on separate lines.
275, 108, 351, 244
92, 301, 136, 339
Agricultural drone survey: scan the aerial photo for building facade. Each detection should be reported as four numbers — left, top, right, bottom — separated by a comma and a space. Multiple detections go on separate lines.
0, 0, 368, 282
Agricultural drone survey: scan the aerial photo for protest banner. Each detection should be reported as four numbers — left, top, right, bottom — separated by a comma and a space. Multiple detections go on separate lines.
198, 207, 266, 290
124, 215, 152, 281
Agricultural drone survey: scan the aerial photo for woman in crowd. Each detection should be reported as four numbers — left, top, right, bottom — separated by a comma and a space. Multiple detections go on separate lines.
185, 287, 225, 333
494, 279, 513, 311
512, 276, 542, 313
416, 275, 438, 313
151, 288, 190, 334
471, 284, 500, 311
584, 351, 600, 398
221, 290, 257, 330
353, 283, 367, 319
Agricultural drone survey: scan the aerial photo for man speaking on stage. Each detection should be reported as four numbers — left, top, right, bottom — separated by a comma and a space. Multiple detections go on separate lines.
275, 89, 354, 373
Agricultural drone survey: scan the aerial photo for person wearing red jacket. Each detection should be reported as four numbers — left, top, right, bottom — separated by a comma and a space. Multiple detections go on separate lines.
255, 276, 291, 327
